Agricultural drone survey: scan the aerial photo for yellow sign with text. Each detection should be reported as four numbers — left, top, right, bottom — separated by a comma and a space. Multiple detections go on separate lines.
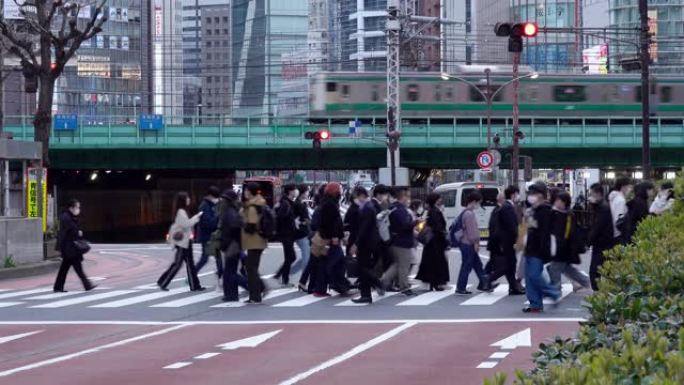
26, 169, 48, 232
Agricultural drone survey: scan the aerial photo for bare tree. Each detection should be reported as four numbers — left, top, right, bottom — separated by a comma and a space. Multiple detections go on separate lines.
0, 0, 107, 164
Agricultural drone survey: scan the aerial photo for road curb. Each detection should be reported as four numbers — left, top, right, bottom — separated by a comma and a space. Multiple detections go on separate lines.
0, 259, 61, 280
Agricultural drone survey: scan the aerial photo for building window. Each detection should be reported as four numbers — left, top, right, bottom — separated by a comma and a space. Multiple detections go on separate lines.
215, 29, 220, 35
206, 17, 211, 24
407, 84, 419, 102
222, 16, 228, 23
206, 29, 212, 35
434, 85, 441, 102
206, 41, 211, 47
207, 53, 212, 60
371, 85, 379, 101
326, 82, 337, 92
223, 29, 228, 35
469, 86, 502, 102
207, 76, 212, 83
553, 86, 587, 102
341, 84, 350, 98
214, 17, 219, 23
445, 87, 454, 100
660, 86, 672, 103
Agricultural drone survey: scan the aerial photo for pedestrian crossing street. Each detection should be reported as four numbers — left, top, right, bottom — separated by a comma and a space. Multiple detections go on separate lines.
0, 283, 575, 310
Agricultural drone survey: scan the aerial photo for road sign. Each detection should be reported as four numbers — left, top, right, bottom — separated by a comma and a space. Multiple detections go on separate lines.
27, 167, 48, 231
349, 120, 362, 137
53, 114, 78, 131
139, 114, 163, 131
476, 151, 495, 170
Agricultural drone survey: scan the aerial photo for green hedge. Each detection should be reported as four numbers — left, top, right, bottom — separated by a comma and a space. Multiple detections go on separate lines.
486, 176, 684, 385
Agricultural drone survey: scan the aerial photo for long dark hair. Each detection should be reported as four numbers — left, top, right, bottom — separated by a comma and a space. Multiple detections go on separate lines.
173, 192, 190, 218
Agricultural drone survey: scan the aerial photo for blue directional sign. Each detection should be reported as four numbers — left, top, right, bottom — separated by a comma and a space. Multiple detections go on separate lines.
139, 114, 163, 131
53, 114, 78, 131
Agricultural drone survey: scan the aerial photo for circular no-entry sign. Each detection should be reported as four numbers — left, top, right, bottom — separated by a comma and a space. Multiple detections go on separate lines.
476, 151, 494, 170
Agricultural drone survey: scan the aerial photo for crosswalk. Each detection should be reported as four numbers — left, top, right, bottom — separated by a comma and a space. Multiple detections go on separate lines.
0, 283, 581, 310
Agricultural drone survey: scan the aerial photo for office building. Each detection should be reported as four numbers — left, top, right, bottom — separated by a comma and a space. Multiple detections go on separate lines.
200, 4, 231, 120
153, 0, 184, 122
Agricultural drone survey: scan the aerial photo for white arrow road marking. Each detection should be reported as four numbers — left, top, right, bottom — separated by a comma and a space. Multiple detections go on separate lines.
194, 352, 221, 360
217, 330, 282, 350
0, 330, 43, 345
491, 328, 531, 350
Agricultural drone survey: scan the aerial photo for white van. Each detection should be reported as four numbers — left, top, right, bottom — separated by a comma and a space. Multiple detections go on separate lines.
433, 182, 502, 239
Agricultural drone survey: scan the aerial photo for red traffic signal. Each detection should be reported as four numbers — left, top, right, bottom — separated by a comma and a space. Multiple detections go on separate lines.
495, 22, 538, 38
305, 129, 330, 149
319, 130, 330, 140
522, 22, 538, 37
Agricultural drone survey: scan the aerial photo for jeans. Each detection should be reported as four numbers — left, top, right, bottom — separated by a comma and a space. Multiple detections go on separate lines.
291, 237, 310, 275
524, 256, 560, 310
589, 248, 606, 291
381, 246, 413, 291
245, 249, 265, 302
276, 240, 297, 284
195, 243, 224, 279
456, 244, 489, 291
222, 251, 248, 301
547, 261, 590, 291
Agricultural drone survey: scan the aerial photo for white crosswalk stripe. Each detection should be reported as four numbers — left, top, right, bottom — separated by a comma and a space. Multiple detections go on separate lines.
150, 291, 222, 308
90, 287, 187, 308
272, 293, 331, 307
334, 284, 421, 307
460, 284, 509, 306
396, 285, 466, 306
31, 290, 138, 308
212, 288, 298, 308
25, 291, 85, 301
524, 284, 573, 306
0, 287, 52, 300
0, 302, 23, 308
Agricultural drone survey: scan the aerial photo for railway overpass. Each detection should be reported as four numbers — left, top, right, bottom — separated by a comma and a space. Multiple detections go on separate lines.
4, 115, 684, 170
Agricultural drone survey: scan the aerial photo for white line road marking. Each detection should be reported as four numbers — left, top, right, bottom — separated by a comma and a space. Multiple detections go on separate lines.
0, 288, 52, 300
335, 290, 402, 306
163, 362, 192, 369
90, 288, 187, 308
489, 352, 510, 359
396, 286, 466, 306
460, 284, 509, 306
150, 291, 221, 308
31, 290, 138, 308
25, 291, 84, 300
524, 284, 573, 306
194, 352, 220, 360
0, 302, 23, 308
0, 330, 43, 345
211, 288, 297, 308
277, 322, 417, 385
476, 361, 498, 369
0, 324, 189, 377
272, 293, 330, 307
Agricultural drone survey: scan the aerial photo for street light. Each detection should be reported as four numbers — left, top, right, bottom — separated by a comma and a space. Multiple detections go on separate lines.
439, 70, 540, 150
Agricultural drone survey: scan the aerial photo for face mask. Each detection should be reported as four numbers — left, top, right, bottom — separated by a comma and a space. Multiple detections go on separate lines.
512, 194, 520, 203
416, 208, 424, 215
353, 198, 362, 206
71, 208, 81, 216
527, 195, 539, 206
588, 195, 599, 204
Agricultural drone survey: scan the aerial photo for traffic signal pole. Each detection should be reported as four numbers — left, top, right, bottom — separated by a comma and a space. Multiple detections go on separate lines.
511, 52, 521, 187
386, 0, 401, 187
639, 0, 651, 180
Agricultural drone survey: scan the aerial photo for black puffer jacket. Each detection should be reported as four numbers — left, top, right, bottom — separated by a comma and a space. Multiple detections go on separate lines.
57, 211, 84, 261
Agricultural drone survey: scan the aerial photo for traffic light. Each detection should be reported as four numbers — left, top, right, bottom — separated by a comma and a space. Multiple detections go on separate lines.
304, 129, 330, 149
494, 22, 538, 53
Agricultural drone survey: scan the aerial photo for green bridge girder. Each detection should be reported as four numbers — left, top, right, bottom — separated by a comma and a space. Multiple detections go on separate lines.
5, 116, 684, 169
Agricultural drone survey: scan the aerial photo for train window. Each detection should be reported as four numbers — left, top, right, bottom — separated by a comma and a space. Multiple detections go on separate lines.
661, 86, 672, 103
469, 86, 503, 102
342, 84, 350, 98
326, 82, 337, 92
445, 87, 454, 100
553, 86, 587, 102
407, 84, 420, 101
371, 85, 379, 102
635, 86, 642, 102
434, 85, 442, 101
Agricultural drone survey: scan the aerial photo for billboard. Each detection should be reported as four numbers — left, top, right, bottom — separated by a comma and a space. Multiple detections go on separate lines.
648, 9, 658, 63
582, 43, 609, 74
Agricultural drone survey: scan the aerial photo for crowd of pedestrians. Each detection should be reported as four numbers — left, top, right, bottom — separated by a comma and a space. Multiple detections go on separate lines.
51, 176, 678, 312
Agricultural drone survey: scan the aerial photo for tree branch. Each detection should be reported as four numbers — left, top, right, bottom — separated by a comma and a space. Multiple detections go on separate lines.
62, 0, 107, 64
0, 20, 38, 67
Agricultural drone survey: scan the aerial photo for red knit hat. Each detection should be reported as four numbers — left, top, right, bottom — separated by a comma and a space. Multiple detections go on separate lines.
324, 182, 342, 197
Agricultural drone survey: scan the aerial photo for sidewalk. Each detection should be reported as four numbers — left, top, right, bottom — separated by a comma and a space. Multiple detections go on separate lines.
0, 259, 60, 280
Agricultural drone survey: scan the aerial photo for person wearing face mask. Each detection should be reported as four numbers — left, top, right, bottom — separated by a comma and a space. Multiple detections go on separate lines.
194, 186, 223, 284
408, 199, 425, 273
547, 192, 591, 292
291, 184, 312, 290
274, 184, 299, 286
371, 184, 392, 274
454, 191, 493, 295
351, 186, 386, 303
522, 182, 560, 313
624, 181, 655, 242
650, 182, 675, 215
53, 199, 96, 293
380, 187, 419, 296
486, 186, 525, 295
587, 183, 613, 291
416, 193, 450, 291
609, 177, 632, 245
315, 182, 351, 296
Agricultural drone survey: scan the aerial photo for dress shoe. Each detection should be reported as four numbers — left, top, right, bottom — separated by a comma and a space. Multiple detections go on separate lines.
85, 285, 97, 292
455, 289, 472, 295
351, 297, 372, 304
53, 289, 68, 293
312, 292, 331, 298
509, 288, 526, 295
401, 289, 417, 297
522, 307, 543, 313
192, 287, 207, 292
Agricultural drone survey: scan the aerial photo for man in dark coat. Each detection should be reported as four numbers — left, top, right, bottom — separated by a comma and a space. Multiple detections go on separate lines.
588, 183, 614, 290
275, 184, 299, 285
351, 186, 386, 303
625, 181, 654, 242
53, 199, 95, 292
195, 186, 222, 278
486, 186, 524, 295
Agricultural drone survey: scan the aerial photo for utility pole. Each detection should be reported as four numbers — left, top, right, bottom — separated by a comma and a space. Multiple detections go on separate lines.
639, 0, 651, 180
485, 68, 492, 150
386, 0, 401, 187
511, 52, 520, 186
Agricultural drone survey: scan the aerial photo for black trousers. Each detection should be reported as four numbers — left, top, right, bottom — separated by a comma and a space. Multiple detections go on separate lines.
157, 245, 202, 290
245, 249, 265, 302
53, 258, 92, 291
357, 247, 383, 298
275, 240, 297, 284
590, 247, 606, 291
486, 248, 518, 288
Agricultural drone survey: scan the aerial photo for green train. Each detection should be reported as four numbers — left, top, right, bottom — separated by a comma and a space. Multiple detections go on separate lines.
309, 66, 684, 121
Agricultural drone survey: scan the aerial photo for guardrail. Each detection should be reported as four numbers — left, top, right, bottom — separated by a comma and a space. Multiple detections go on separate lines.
3, 116, 684, 148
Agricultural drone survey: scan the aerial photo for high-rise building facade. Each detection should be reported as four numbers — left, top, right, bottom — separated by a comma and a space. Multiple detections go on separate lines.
231, 0, 308, 119
153, 0, 184, 122
50, 1, 153, 122
339, 0, 387, 71
442, 0, 468, 73
610, 0, 684, 74
200, 5, 232, 120
307, 0, 340, 74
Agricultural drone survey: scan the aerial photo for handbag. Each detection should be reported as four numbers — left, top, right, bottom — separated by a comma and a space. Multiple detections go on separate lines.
417, 225, 434, 245
311, 232, 330, 257
73, 239, 91, 254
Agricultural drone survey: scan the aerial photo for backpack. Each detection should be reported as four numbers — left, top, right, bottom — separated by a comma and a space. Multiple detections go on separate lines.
449, 212, 466, 248
377, 208, 395, 243
257, 205, 277, 240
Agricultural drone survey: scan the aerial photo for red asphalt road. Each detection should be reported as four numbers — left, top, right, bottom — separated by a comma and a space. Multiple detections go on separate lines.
0, 321, 579, 385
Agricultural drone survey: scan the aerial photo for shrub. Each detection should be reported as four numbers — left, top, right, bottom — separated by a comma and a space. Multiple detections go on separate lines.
3, 255, 16, 268
487, 175, 684, 384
